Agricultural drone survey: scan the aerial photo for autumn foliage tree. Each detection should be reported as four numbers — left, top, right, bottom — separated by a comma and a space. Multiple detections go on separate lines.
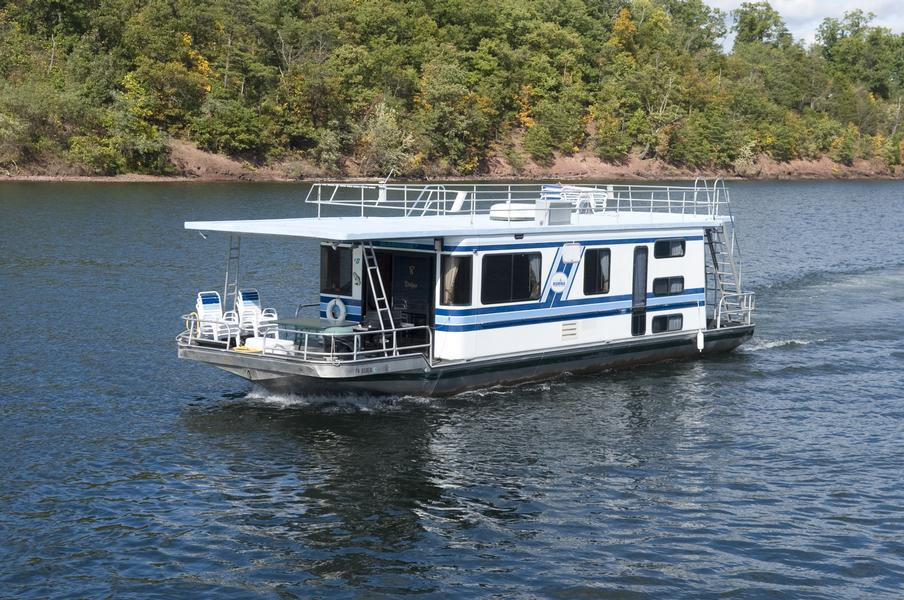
0, 0, 903, 175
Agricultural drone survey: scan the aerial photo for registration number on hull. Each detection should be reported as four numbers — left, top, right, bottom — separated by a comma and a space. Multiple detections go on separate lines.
354, 365, 389, 375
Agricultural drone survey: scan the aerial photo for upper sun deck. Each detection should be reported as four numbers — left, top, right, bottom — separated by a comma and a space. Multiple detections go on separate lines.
185, 180, 734, 241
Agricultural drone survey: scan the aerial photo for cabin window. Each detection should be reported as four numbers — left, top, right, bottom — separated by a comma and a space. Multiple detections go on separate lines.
652, 276, 684, 296
654, 239, 686, 258
320, 245, 353, 296
652, 314, 683, 333
583, 248, 611, 295
441, 255, 472, 306
481, 253, 542, 304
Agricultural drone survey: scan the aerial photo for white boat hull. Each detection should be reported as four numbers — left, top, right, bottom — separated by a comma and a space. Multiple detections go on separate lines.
178, 325, 753, 396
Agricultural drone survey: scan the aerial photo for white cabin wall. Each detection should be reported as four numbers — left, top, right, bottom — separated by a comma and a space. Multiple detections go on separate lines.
644, 237, 706, 334
432, 229, 707, 361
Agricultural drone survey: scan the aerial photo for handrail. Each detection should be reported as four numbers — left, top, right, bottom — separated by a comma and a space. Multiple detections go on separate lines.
294, 302, 320, 318
304, 181, 731, 220
178, 314, 434, 365
715, 292, 755, 328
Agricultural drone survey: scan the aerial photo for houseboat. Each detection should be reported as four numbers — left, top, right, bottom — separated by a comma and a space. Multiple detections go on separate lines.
177, 180, 754, 396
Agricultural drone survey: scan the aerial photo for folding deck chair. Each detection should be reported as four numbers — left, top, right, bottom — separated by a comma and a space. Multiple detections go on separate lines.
195, 291, 240, 343
236, 289, 279, 337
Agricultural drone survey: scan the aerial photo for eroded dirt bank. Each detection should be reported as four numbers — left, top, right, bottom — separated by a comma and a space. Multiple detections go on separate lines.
3, 140, 902, 182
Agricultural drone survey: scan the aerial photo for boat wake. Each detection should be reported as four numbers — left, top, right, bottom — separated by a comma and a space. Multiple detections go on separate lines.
753, 262, 904, 296
242, 385, 433, 413
240, 378, 566, 409
452, 378, 560, 400
740, 338, 824, 352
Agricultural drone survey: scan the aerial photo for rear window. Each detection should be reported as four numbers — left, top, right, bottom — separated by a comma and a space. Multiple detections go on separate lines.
320, 245, 353, 296
654, 240, 685, 258
652, 276, 684, 296
652, 314, 683, 333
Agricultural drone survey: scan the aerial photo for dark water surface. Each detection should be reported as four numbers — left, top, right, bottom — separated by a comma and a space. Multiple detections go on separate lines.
2, 180, 903, 598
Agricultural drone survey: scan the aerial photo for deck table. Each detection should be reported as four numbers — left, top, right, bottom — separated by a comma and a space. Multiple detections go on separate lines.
274, 317, 361, 355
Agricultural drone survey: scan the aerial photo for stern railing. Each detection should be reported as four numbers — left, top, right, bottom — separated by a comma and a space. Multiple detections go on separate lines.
715, 292, 755, 328
178, 315, 433, 365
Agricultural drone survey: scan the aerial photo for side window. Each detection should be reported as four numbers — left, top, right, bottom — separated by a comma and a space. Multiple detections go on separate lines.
441, 255, 472, 306
652, 276, 684, 296
320, 245, 353, 296
583, 248, 611, 295
481, 253, 542, 304
652, 314, 683, 333
654, 239, 685, 258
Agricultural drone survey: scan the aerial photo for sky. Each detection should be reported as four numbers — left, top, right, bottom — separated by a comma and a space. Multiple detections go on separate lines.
707, 0, 904, 47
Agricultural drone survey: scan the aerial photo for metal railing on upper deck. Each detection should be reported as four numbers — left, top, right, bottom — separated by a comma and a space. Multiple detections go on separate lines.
303, 178, 731, 222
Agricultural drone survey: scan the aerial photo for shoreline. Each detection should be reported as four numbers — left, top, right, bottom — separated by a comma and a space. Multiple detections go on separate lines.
3, 143, 901, 183
4, 171, 902, 183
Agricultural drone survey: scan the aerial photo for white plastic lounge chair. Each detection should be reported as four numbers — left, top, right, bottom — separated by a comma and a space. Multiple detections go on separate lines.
236, 288, 279, 337
195, 291, 240, 342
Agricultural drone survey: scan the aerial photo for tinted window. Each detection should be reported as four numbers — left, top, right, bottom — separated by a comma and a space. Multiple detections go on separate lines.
320, 245, 353, 296
441, 255, 472, 306
481, 253, 542, 304
654, 239, 685, 258
652, 276, 684, 296
631, 246, 648, 336
583, 248, 611, 295
652, 314, 683, 333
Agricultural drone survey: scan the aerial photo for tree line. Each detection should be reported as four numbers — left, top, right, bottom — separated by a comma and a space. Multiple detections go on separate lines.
1, 0, 902, 176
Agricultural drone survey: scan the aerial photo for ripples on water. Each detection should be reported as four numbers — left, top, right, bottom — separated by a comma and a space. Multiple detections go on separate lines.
1, 181, 903, 597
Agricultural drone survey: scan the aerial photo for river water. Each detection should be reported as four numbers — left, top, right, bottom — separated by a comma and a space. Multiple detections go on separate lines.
1, 180, 903, 598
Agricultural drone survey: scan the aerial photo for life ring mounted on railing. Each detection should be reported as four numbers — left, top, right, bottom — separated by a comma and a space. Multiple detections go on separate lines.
325, 298, 347, 323
185, 311, 200, 337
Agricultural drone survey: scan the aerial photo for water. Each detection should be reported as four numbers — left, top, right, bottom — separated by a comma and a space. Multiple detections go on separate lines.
2, 180, 903, 598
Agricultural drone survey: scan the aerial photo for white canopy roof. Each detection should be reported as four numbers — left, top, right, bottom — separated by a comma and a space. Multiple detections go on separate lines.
185, 212, 726, 241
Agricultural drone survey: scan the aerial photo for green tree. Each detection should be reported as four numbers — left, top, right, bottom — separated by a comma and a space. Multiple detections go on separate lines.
192, 97, 274, 159
816, 11, 899, 99
731, 1, 791, 48
354, 101, 416, 175
415, 57, 495, 173
0, 0, 902, 176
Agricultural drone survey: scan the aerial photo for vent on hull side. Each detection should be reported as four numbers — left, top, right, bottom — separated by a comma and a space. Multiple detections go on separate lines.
561, 322, 578, 341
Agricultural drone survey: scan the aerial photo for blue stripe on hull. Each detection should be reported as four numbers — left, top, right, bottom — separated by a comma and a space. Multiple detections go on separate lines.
319, 294, 363, 321
436, 288, 705, 317
319, 295, 362, 306
435, 300, 704, 332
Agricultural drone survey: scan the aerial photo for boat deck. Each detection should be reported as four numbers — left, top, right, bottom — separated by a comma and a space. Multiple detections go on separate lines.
186, 180, 734, 241
186, 210, 730, 241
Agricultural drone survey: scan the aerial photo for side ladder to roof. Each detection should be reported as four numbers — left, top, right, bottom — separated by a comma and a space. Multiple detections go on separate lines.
362, 242, 396, 355
223, 234, 241, 312
705, 224, 746, 327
